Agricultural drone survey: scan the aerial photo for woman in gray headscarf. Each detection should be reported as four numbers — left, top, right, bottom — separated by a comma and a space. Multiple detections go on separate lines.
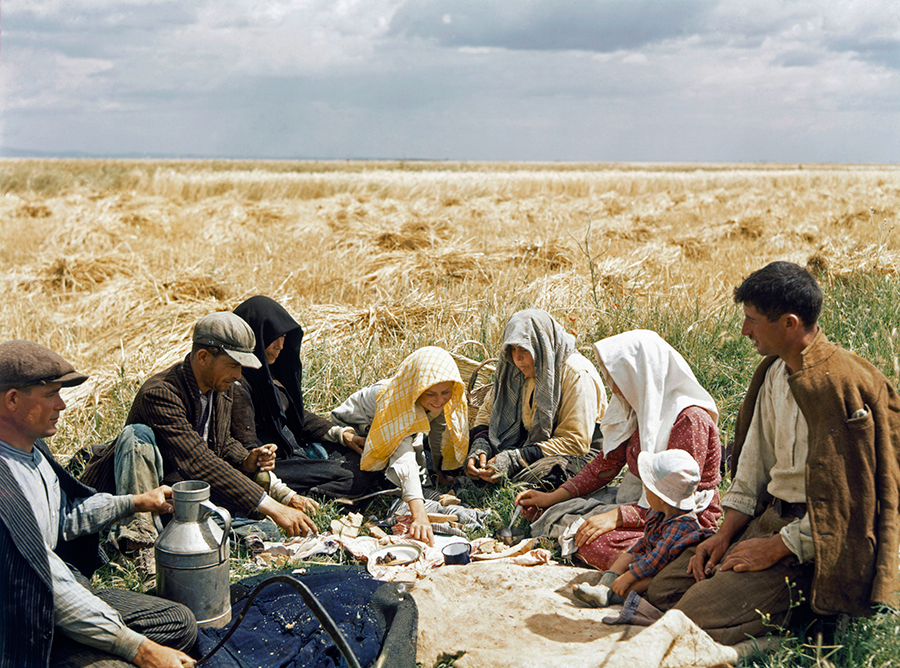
465, 309, 607, 485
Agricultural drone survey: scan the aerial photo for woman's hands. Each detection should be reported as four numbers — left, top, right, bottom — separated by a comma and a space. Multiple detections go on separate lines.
466, 452, 493, 480
574, 509, 619, 547
341, 429, 365, 455
466, 450, 526, 483
514, 487, 573, 510
466, 434, 493, 480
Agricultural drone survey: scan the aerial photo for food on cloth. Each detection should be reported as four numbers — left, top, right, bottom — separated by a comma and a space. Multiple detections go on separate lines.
367, 543, 422, 567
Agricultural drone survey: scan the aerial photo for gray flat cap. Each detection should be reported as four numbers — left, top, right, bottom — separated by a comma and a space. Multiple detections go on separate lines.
0, 340, 88, 392
192, 312, 262, 369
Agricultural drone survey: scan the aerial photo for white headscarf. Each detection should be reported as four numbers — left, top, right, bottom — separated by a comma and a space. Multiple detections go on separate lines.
592, 330, 718, 458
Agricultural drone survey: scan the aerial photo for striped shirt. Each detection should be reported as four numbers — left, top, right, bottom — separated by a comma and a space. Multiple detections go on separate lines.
126, 356, 266, 514
0, 440, 144, 660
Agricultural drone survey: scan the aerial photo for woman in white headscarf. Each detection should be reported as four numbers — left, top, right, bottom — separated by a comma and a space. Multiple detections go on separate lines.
465, 309, 607, 486
515, 329, 723, 571
331, 346, 469, 546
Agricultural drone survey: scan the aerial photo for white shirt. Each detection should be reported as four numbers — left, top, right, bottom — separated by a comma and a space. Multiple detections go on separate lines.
722, 359, 815, 562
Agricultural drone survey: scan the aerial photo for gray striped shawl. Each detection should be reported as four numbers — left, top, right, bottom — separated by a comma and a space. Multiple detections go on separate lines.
488, 309, 577, 452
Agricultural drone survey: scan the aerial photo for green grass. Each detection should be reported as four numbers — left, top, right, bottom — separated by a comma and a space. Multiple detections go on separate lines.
82, 269, 900, 667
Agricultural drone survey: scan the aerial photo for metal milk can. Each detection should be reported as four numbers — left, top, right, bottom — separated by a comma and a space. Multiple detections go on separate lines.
155, 480, 233, 628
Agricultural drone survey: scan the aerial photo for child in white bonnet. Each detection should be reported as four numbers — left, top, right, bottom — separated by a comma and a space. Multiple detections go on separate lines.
574, 449, 716, 607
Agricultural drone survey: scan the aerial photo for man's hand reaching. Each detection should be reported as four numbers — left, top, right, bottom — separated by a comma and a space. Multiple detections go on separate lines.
258, 495, 318, 536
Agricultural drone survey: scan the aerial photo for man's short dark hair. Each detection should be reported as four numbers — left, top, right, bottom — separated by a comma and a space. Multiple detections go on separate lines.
733, 261, 822, 327
190, 343, 226, 358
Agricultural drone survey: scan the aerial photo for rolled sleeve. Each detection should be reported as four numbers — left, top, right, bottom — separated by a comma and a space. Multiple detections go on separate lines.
619, 504, 645, 529
60, 493, 135, 541
386, 435, 425, 503
561, 444, 626, 498
780, 513, 815, 563
720, 489, 758, 517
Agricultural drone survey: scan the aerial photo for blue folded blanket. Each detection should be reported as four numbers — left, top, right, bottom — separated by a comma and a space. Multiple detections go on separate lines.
196, 566, 416, 668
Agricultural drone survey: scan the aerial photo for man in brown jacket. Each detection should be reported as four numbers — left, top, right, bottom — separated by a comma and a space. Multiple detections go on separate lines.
646, 261, 900, 644
82, 312, 318, 573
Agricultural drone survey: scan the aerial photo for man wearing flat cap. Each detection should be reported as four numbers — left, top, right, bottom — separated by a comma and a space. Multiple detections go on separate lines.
82, 312, 318, 570
0, 340, 197, 668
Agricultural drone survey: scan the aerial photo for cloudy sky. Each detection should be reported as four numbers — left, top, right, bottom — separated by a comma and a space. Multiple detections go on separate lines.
1, 0, 898, 162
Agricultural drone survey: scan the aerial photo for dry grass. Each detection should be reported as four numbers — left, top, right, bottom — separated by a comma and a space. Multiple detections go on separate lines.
4, 159, 900, 667
2, 159, 899, 461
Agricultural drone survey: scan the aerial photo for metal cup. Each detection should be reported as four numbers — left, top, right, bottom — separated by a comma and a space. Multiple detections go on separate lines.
442, 542, 471, 565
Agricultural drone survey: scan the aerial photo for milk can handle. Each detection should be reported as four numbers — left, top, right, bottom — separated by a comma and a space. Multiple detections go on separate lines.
200, 501, 232, 562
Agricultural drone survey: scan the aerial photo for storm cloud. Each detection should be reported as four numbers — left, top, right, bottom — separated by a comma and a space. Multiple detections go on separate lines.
1, 0, 897, 162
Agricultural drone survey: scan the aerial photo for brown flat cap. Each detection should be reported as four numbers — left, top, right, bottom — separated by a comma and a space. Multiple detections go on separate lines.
0, 340, 88, 392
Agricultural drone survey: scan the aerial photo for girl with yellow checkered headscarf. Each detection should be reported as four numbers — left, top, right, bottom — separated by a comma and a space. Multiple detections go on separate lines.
331, 347, 468, 545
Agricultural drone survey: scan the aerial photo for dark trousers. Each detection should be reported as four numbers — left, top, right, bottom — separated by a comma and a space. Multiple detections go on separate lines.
50, 573, 197, 667
274, 446, 378, 498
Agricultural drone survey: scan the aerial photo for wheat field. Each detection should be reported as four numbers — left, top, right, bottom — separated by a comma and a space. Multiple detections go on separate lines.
5, 159, 900, 665
2, 159, 899, 459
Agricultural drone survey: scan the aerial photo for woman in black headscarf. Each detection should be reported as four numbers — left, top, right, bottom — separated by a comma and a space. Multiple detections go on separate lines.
233, 295, 370, 497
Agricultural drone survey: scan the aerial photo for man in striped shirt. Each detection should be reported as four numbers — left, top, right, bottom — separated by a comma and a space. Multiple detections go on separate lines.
0, 340, 196, 668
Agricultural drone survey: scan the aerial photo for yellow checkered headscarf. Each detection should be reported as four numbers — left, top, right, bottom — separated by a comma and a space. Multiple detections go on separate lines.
361, 347, 469, 471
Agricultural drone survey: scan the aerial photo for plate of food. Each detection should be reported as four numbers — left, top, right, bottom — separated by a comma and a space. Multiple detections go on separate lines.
367, 544, 422, 569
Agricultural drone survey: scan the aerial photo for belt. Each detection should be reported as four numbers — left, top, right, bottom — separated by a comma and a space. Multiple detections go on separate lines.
773, 498, 807, 518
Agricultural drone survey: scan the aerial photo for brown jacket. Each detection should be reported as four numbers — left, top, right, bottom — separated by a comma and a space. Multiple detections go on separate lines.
82, 356, 264, 514
731, 330, 900, 616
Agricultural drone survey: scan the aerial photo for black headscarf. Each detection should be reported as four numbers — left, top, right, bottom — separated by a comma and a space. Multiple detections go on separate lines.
233, 296, 307, 455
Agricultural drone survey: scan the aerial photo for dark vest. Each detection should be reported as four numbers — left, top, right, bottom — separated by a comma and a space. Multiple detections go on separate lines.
0, 440, 101, 668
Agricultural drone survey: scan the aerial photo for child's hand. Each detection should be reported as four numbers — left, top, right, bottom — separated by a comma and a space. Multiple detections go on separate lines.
611, 572, 633, 596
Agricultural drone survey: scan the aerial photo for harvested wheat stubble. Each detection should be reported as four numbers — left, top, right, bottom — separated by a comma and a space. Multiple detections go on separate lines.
2, 159, 899, 462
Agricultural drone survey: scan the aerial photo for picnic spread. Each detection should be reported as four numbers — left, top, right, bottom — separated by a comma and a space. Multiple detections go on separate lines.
15, 276, 898, 668
208, 491, 757, 668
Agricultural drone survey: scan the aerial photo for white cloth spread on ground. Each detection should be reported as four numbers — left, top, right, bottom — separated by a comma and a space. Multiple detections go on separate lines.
412, 563, 773, 668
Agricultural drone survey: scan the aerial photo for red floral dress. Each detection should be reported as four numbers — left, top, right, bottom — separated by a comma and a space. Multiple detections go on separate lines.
560, 406, 722, 570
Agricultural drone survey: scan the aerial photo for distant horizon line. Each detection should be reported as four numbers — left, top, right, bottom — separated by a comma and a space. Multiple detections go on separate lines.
0, 147, 897, 168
